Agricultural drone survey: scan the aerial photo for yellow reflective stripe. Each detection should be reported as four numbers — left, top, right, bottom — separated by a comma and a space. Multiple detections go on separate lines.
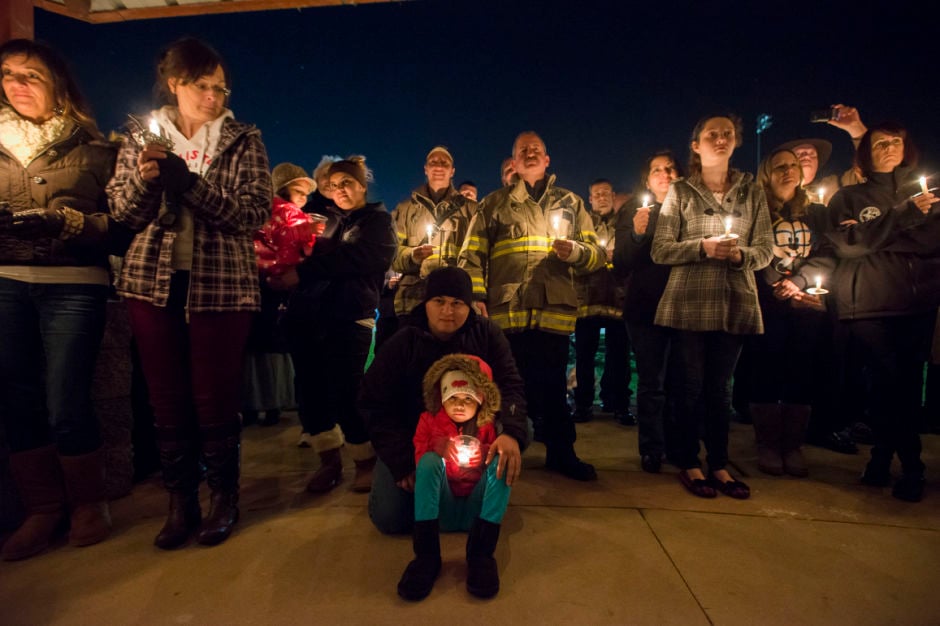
578, 304, 622, 318
579, 231, 599, 244
397, 231, 408, 244
534, 309, 577, 334
491, 237, 552, 260
470, 276, 486, 294
490, 310, 532, 330
465, 235, 489, 254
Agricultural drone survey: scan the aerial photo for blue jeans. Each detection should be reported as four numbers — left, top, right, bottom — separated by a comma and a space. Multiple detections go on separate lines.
414, 452, 511, 529
0, 278, 108, 455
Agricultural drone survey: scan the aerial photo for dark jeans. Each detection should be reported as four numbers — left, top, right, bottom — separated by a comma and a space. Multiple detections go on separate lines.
0, 278, 108, 455
574, 316, 631, 411
507, 330, 574, 447
626, 320, 674, 458
673, 330, 743, 471
288, 317, 372, 444
844, 314, 933, 476
369, 456, 414, 534
125, 273, 251, 432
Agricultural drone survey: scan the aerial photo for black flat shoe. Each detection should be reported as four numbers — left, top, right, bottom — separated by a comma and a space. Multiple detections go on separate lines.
641, 454, 662, 474
708, 473, 750, 500
678, 470, 716, 498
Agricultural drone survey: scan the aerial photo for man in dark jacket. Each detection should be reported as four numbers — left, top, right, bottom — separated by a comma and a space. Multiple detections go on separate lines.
359, 266, 529, 534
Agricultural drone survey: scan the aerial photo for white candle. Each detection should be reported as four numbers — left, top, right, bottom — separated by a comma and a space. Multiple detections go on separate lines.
643, 194, 651, 208
817, 187, 826, 203
920, 176, 929, 194
148, 118, 160, 134
599, 238, 607, 248
815, 275, 822, 291
457, 446, 471, 466
426, 224, 433, 244
724, 217, 733, 237
552, 216, 560, 238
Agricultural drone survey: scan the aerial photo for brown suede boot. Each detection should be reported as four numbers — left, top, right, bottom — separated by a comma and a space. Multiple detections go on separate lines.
347, 441, 376, 493
305, 426, 344, 494
2, 445, 66, 561
59, 448, 112, 547
781, 404, 811, 477
306, 448, 343, 493
750, 403, 784, 476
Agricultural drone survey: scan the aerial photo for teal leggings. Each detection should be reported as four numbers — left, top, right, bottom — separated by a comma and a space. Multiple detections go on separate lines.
414, 452, 511, 530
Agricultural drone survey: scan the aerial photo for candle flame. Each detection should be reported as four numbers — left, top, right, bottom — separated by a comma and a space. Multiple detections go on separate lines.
817, 187, 826, 201
724, 217, 733, 235
457, 447, 471, 466
920, 176, 929, 194
643, 194, 650, 207
815, 275, 822, 290
600, 239, 607, 248
148, 118, 160, 135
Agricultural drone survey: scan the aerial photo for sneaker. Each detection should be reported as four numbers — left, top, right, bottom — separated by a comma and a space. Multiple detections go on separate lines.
297, 432, 312, 448
572, 407, 594, 423
892, 474, 926, 502
614, 410, 636, 426
641, 454, 662, 474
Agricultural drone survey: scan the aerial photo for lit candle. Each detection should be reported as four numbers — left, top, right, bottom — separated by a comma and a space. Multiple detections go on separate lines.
148, 118, 161, 135
642, 194, 651, 208
817, 187, 826, 203
815, 275, 822, 291
599, 238, 607, 248
807, 274, 829, 295
920, 176, 929, 194
456, 446, 471, 466
724, 216, 733, 237
426, 224, 434, 245
552, 215, 561, 239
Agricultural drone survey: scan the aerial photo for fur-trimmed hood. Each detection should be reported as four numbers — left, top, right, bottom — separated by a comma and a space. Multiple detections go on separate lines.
422, 354, 501, 427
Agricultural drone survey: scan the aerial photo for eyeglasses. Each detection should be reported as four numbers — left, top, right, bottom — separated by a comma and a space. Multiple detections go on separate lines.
187, 81, 231, 97
872, 137, 903, 151
326, 178, 359, 192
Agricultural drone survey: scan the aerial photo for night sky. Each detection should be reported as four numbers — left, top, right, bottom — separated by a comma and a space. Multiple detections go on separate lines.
36, 0, 938, 206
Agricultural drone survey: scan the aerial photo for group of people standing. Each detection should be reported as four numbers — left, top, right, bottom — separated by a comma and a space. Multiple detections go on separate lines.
1, 32, 937, 602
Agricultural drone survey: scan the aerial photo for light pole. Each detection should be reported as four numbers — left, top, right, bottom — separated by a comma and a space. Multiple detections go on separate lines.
756, 113, 773, 172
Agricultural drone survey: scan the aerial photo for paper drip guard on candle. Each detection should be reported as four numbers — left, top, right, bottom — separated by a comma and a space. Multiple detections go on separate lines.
720, 216, 738, 241
453, 434, 481, 467
806, 275, 829, 296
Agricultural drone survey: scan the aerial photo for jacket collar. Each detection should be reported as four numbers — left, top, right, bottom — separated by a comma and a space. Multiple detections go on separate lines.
509, 173, 556, 203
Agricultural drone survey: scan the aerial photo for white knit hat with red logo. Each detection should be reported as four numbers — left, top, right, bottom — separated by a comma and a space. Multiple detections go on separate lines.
440, 369, 483, 405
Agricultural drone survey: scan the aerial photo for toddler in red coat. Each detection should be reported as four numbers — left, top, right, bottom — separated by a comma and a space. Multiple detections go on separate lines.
398, 353, 511, 601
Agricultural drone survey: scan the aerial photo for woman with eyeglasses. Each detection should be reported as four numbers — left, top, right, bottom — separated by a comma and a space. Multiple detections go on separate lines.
737, 148, 829, 478
650, 115, 773, 499
269, 156, 397, 496
107, 37, 272, 548
613, 151, 681, 474
803, 122, 939, 502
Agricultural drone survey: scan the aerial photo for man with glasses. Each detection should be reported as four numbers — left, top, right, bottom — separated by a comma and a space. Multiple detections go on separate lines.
391, 146, 480, 326
461, 132, 605, 481
572, 179, 634, 426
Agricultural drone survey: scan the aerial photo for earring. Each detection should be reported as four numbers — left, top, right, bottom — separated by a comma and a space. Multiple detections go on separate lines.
53, 105, 64, 116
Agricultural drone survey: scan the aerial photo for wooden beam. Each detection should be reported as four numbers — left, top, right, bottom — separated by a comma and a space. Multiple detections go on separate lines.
2, 0, 35, 41
35, 0, 405, 24
63, 0, 90, 19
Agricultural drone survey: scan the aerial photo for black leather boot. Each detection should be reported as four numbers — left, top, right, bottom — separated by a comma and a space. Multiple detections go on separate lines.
154, 427, 201, 550
197, 422, 240, 546
397, 519, 441, 601
466, 517, 501, 598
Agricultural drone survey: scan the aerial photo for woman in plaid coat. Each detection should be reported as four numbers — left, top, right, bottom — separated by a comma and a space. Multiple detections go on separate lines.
651, 114, 773, 500
107, 38, 271, 549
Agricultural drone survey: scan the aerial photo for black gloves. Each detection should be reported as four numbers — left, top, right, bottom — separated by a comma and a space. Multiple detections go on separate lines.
159, 152, 198, 195
0, 206, 80, 240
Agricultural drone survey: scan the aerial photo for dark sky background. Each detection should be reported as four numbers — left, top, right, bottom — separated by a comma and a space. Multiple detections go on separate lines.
36, 0, 938, 205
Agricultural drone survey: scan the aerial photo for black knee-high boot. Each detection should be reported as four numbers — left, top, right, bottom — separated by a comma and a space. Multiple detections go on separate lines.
154, 426, 201, 550
197, 422, 240, 546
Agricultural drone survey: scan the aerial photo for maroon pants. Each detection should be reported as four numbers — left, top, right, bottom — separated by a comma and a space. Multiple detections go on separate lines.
126, 297, 252, 431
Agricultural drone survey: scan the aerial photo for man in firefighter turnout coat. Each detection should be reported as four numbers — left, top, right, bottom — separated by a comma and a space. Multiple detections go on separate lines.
461, 132, 606, 481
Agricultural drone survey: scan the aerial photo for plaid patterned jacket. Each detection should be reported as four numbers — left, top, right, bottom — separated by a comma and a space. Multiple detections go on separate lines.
107, 117, 271, 312
650, 170, 773, 334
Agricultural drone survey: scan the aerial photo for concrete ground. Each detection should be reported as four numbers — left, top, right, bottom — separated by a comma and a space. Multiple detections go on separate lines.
1, 411, 938, 626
